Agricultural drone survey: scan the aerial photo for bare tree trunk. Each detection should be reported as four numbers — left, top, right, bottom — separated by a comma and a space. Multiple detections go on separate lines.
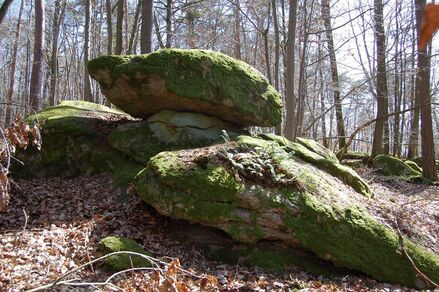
272, 0, 280, 91
408, 3, 419, 158
284, 0, 298, 140
128, 0, 141, 54
233, 0, 241, 59
153, 11, 165, 48
29, 0, 45, 111
106, 0, 113, 54
115, 0, 124, 54
415, 0, 437, 180
371, 0, 389, 156
5, 0, 24, 125
321, 0, 345, 149
272, 0, 281, 135
140, 0, 153, 53
84, 0, 93, 102
165, 0, 172, 48
0, 0, 14, 25
49, 0, 65, 106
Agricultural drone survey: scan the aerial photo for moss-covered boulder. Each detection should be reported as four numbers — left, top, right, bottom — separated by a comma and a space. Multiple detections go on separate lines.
135, 136, 439, 288
373, 154, 421, 177
88, 49, 283, 127
98, 236, 152, 271
12, 101, 144, 186
109, 110, 245, 164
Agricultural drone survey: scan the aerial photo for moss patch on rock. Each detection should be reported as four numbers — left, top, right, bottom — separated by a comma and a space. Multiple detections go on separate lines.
255, 134, 372, 197
88, 49, 283, 127
98, 236, 152, 271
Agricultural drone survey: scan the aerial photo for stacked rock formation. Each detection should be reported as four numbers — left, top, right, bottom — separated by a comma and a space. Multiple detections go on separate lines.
14, 49, 439, 289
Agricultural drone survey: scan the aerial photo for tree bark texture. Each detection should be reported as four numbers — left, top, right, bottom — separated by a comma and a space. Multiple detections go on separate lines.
415, 0, 437, 180
140, 0, 153, 53
29, 0, 45, 111
284, 0, 298, 141
371, 0, 390, 156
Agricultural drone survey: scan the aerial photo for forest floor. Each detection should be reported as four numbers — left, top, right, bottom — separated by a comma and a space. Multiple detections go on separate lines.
0, 168, 438, 291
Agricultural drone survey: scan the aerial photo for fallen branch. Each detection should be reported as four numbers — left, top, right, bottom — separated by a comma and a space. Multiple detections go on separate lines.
26, 250, 218, 292
395, 198, 439, 289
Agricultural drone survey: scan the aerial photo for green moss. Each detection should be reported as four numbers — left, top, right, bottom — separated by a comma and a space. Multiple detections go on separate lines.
282, 191, 439, 288
405, 160, 422, 173
373, 154, 421, 177
98, 236, 152, 271
289, 142, 372, 197
296, 137, 339, 163
88, 49, 283, 126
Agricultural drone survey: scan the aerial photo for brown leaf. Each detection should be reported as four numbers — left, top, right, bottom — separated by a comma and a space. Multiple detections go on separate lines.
419, 4, 439, 49
176, 281, 189, 292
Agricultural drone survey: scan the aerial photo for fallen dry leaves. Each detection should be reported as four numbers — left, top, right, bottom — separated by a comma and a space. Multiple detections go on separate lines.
0, 171, 437, 291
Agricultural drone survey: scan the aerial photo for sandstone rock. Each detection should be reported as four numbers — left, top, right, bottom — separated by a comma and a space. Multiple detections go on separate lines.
88, 49, 283, 127
135, 135, 439, 288
373, 154, 421, 177
109, 110, 245, 164
13, 100, 142, 186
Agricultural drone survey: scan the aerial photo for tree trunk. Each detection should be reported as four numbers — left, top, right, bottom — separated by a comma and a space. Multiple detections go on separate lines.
408, 3, 419, 158
84, 0, 93, 102
0, 0, 14, 25
321, 0, 346, 149
140, 0, 153, 53
371, 0, 389, 156
49, 0, 65, 106
284, 0, 298, 141
415, 0, 437, 180
272, 0, 281, 135
106, 0, 113, 55
115, 0, 124, 54
29, 0, 45, 111
5, 0, 24, 125
165, 0, 172, 48
128, 0, 141, 54
233, 0, 241, 59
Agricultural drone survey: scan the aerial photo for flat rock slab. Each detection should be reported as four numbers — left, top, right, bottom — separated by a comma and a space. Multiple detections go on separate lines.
88, 49, 283, 127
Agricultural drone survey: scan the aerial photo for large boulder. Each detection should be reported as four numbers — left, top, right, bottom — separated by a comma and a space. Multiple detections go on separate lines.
373, 154, 421, 177
135, 135, 439, 289
88, 49, 283, 127
13, 100, 143, 186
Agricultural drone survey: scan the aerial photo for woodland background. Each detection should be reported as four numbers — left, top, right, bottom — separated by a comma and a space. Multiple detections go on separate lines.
0, 0, 438, 178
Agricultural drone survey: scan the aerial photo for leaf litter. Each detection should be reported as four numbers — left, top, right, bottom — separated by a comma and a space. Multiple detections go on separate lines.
0, 169, 437, 291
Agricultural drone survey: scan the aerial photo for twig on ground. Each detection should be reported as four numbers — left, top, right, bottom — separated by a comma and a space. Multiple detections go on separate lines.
395, 198, 439, 288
